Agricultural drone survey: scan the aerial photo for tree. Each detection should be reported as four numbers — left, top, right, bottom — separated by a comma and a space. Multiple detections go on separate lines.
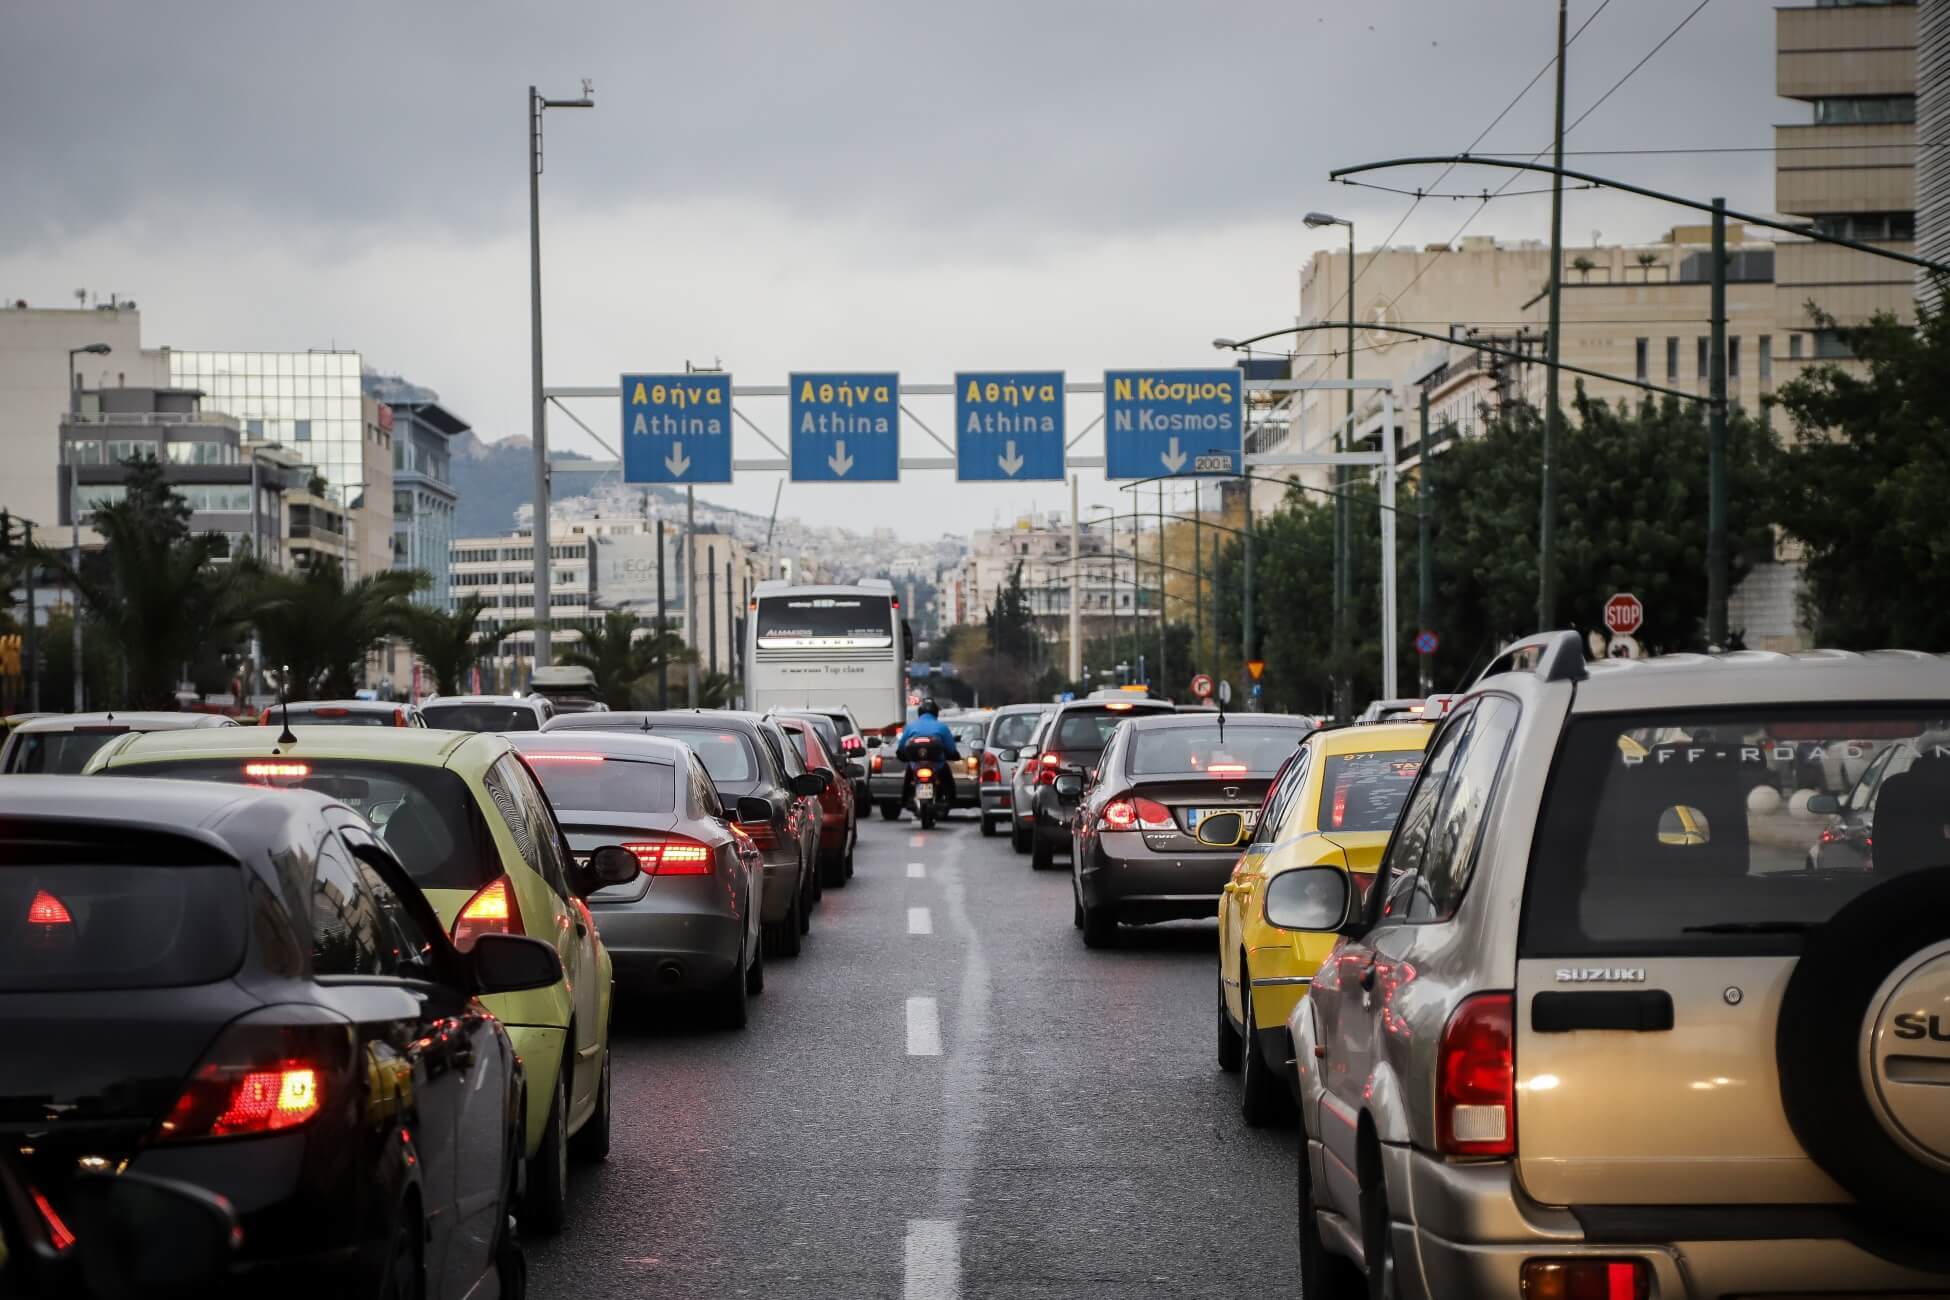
986, 562, 1043, 664
1772, 299, 1950, 648
34, 456, 245, 709
695, 669, 739, 709
402, 593, 530, 697
246, 559, 427, 699
558, 610, 692, 707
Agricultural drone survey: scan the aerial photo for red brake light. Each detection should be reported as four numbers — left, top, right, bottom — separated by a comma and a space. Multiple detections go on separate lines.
1437, 992, 1515, 1157
871, 753, 883, 773
1208, 763, 1248, 776
842, 735, 864, 754
1101, 798, 1136, 829
257, 708, 272, 725
525, 753, 605, 764
452, 876, 524, 951
1518, 1259, 1648, 1300
980, 750, 1002, 782
314, 707, 349, 717
1100, 796, 1172, 831
155, 1017, 345, 1143
244, 762, 310, 780
916, 767, 934, 780
31, 1187, 75, 1252
393, 708, 406, 726
622, 838, 714, 876
27, 889, 71, 926
1036, 750, 1062, 785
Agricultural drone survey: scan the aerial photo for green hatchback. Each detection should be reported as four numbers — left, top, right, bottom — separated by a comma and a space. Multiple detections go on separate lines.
88, 724, 638, 1233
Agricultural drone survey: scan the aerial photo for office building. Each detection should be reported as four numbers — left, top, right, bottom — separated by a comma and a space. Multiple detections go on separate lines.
947, 514, 1150, 640
375, 391, 463, 608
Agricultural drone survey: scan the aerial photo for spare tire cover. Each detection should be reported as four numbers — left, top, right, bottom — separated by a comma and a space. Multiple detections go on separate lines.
1777, 865, 1950, 1239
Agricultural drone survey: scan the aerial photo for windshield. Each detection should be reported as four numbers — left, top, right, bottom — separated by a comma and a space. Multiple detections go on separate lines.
1054, 708, 1165, 751
1130, 724, 1304, 775
122, 759, 491, 891
0, 854, 244, 992
7, 731, 120, 775
1318, 751, 1426, 832
1524, 711, 1950, 956
755, 594, 893, 647
989, 712, 1045, 750
523, 754, 676, 813
422, 703, 541, 733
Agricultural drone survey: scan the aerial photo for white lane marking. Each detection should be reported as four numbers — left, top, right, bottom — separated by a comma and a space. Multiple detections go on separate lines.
903, 1219, 960, 1300
906, 996, 942, 1056
908, 906, 933, 935
907, 861, 926, 878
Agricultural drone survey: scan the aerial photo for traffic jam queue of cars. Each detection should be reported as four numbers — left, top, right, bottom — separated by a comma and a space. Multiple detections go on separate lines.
0, 698, 856, 1297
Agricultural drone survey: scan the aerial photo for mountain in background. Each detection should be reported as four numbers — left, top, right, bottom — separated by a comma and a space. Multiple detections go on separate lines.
450, 431, 626, 536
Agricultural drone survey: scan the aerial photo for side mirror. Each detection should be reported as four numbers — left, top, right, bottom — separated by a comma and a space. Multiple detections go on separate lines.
1262, 866, 1353, 933
468, 933, 564, 995
1053, 773, 1084, 797
736, 795, 775, 824
995, 748, 1019, 764
65, 1170, 241, 1300
867, 735, 883, 749
587, 844, 642, 887
1194, 811, 1247, 848
1805, 793, 1842, 815
789, 771, 828, 798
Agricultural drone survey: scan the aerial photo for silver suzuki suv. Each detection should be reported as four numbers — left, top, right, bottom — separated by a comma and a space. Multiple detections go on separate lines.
1285, 631, 1950, 1299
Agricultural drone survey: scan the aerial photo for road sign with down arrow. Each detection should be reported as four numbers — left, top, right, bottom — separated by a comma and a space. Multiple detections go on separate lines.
789, 371, 900, 482
621, 372, 733, 484
955, 371, 1064, 481
1103, 368, 1242, 480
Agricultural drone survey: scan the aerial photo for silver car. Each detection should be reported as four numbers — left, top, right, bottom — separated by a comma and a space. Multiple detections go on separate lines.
421, 694, 556, 732
1008, 710, 1058, 854
976, 703, 1050, 839
1286, 632, 1950, 1299
0, 711, 236, 774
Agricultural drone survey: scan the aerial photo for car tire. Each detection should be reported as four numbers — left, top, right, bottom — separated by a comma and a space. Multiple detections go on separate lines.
522, 1059, 569, 1236
919, 802, 936, 830
1080, 901, 1116, 949
819, 849, 846, 889
376, 1198, 424, 1300
880, 801, 902, 821
1073, 885, 1085, 930
1031, 833, 1054, 872
1011, 819, 1031, 854
980, 813, 997, 837
714, 945, 750, 1031
1240, 979, 1294, 1127
1216, 976, 1244, 1073
844, 821, 857, 879
568, 1045, 611, 1163
1297, 1129, 1364, 1300
778, 893, 804, 957
1359, 1146, 1399, 1300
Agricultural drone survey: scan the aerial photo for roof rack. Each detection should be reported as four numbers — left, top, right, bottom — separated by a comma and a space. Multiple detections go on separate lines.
1476, 630, 1588, 685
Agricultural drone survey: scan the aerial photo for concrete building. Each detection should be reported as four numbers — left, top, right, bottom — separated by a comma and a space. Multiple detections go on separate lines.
1774, 0, 1920, 371
1920, 0, 1950, 301
948, 513, 1152, 644
382, 398, 463, 607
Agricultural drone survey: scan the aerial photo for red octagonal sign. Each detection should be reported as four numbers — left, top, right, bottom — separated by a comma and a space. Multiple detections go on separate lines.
1605, 592, 1644, 636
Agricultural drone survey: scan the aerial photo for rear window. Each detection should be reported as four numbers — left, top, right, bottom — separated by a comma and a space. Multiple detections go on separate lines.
8, 731, 120, 775
290, 710, 395, 726
642, 728, 757, 783
0, 845, 244, 991
783, 713, 841, 754
947, 720, 987, 747
1130, 724, 1304, 775
122, 759, 491, 891
1318, 751, 1426, 832
989, 712, 1045, 750
1524, 710, 1950, 956
522, 754, 676, 813
1054, 707, 1167, 751
423, 704, 541, 732
756, 594, 893, 646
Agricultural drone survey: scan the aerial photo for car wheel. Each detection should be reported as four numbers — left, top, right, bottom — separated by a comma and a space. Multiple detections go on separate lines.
1360, 1147, 1399, 1300
1073, 883, 1084, 930
1080, 901, 1116, 949
880, 801, 902, 821
1031, 833, 1054, 871
844, 820, 857, 878
776, 893, 804, 957
522, 1058, 569, 1236
980, 813, 997, 837
820, 848, 846, 889
919, 802, 936, 830
495, 1215, 527, 1300
568, 1045, 611, 1162
714, 943, 750, 1031
375, 1198, 423, 1300
1216, 975, 1244, 1073
1240, 979, 1294, 1126
1297, 1127, 1364, 1299
799, 868, 815, 932
1011, 819, 1031, 854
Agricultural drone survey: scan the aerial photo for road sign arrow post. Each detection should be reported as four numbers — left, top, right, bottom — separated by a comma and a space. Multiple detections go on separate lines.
827, 440, 854, 477
664, 442, 691, 477
1160, 436, 1187, 473
997, 440, 1025, 476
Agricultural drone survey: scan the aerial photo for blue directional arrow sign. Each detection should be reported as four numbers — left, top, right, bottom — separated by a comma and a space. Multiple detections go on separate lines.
621, 372, 733, 484
954, 371, 1065, 482
789, 372, 900, 482
1104, 368, 1243, 480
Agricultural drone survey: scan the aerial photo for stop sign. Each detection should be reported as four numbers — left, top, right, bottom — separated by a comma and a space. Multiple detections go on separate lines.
1604, 593, 1644, 636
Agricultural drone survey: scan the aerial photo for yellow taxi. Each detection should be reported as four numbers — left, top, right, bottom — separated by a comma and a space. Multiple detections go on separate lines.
1213, 719, 1435, 1124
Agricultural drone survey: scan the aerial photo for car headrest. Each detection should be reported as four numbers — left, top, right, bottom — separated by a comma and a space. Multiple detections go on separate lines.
1870, 753, 1950, 874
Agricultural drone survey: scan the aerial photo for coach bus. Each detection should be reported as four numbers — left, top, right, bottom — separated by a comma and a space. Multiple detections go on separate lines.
745, 579, 909, 733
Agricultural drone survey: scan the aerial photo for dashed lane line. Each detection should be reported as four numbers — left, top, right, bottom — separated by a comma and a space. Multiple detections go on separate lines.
903, 1219, 960, 1300
905, 996, 942, 1056
907, 861, 926, 878
908, 906, 933, 935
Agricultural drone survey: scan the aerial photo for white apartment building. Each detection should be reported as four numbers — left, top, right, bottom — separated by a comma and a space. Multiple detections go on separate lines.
948, 514, 1154, 637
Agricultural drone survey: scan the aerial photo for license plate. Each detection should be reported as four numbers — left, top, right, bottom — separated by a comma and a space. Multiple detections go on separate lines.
915, 784, 934, 801
1185, 807, 1257, 831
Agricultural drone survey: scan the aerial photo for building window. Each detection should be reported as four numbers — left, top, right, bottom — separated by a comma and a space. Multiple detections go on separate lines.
1697, 337, 1709, 381
1812, 95, 1915, 126
1728, 337, 1741, 381
1813, 329, 1857, 359
1789, 333, 1804, 361
1665, 338, 1679, 382
1810, 211, 1916, 242
293, 419, 311, 442
1634, 338, 1649, 382
246, 418, 264, 438
1759, 336, 1772, 383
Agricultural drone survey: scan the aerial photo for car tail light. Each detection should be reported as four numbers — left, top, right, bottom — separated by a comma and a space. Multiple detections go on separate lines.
155, 1018, 348, 1143
257, 707, 273, 725
1099, 796, 1173, 831
314, 707, 349, 718
27, 889, 71, 926
244, 762, 310, 781
623, 838, 714, 876
525, 753, 605, 764
32, 1186, 75, 1252
1518, 1258, 1648, 1300
1330, 780, 1349, 829
392, 708, 407, 726
980, 750, 1002, 782
1036, 751, 1061, 785
452, 876, 524, 951
1438, 992, 1515, 1157
871, 753, 883, 774
738, 816, 781, 854
1208, 763, 1248, 776
842, 735, 864, 754
915, 766, 934, 781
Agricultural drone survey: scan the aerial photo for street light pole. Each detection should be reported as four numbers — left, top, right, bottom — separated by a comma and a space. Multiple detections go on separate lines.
1707, 197, 1729, 648
1305, 211, 1355, 715
527, 81, 594, 669
1418, 386, 1434, 696
1540, 0, 1569, 631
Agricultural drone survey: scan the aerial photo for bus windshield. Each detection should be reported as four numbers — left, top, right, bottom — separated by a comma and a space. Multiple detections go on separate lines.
756, 594, 893, 648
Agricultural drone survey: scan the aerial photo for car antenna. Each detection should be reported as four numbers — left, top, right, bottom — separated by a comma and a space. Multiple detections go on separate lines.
275, 666, 298, 745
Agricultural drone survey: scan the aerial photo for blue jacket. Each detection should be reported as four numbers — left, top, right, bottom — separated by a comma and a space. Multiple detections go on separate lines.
895, 714, 961, 761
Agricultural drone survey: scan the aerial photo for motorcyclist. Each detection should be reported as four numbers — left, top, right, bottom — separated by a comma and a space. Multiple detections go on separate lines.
895, 699, 961, 762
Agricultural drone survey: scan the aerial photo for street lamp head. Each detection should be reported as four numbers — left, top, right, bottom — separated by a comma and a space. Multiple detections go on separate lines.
1303, 212, 1347, 229
78, 343, 111, 355
1211, 337, 1240, 351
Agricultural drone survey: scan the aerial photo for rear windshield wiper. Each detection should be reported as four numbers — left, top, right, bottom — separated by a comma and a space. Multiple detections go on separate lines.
1679, 920, 1814, 935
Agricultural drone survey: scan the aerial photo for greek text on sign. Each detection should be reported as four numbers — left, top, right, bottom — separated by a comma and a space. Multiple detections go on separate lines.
789, 372, 900, 482
955, 371, 1065, 481
621, 372, 733, 484
1104, 368, 1243, 480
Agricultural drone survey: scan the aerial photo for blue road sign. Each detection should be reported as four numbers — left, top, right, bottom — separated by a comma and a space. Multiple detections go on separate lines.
1415, 630, 1440, 656
621, 372, 733, 484
789, 372, 899, 482
955, 371, 1064, 481
1104, 368, 1243, 480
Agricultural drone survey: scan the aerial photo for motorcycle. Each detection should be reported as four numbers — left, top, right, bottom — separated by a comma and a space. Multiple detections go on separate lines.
897, 735, 956, 830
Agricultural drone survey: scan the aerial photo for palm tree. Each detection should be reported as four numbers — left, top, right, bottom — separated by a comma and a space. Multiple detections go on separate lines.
34, 457, 246, 709
246, 560, 427, 699
558, 610, 693, 708
402, 594, 530, 696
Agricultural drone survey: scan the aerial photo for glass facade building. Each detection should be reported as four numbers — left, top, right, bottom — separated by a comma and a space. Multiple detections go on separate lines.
166, 351, 365, 500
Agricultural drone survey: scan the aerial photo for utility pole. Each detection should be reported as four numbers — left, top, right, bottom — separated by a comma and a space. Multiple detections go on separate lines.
1157, 483, 1167, 695
1067, 476, 1081, 684
1192, 481, 1204, 676
1242, 483, 1255, 709
706, 545, 718, 675
1539, 0, 1568, 630
1707, 197, 1730, 649
527, 81, 594, 668
685, 487, 698, 707
656, 518, 669, 709
1418, 387, 1434, 697
22, 522, 35, 712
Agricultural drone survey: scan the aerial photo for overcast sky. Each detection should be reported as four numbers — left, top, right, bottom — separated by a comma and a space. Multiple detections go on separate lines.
0, 0, 1777, 540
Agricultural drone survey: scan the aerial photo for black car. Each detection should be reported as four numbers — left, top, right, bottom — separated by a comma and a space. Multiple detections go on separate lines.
1024, 698, 1175, 870
775, 709, 869, 805
1068, 713, 1311, 946
0, 776, 573, 1297
542, 711, 829, 959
